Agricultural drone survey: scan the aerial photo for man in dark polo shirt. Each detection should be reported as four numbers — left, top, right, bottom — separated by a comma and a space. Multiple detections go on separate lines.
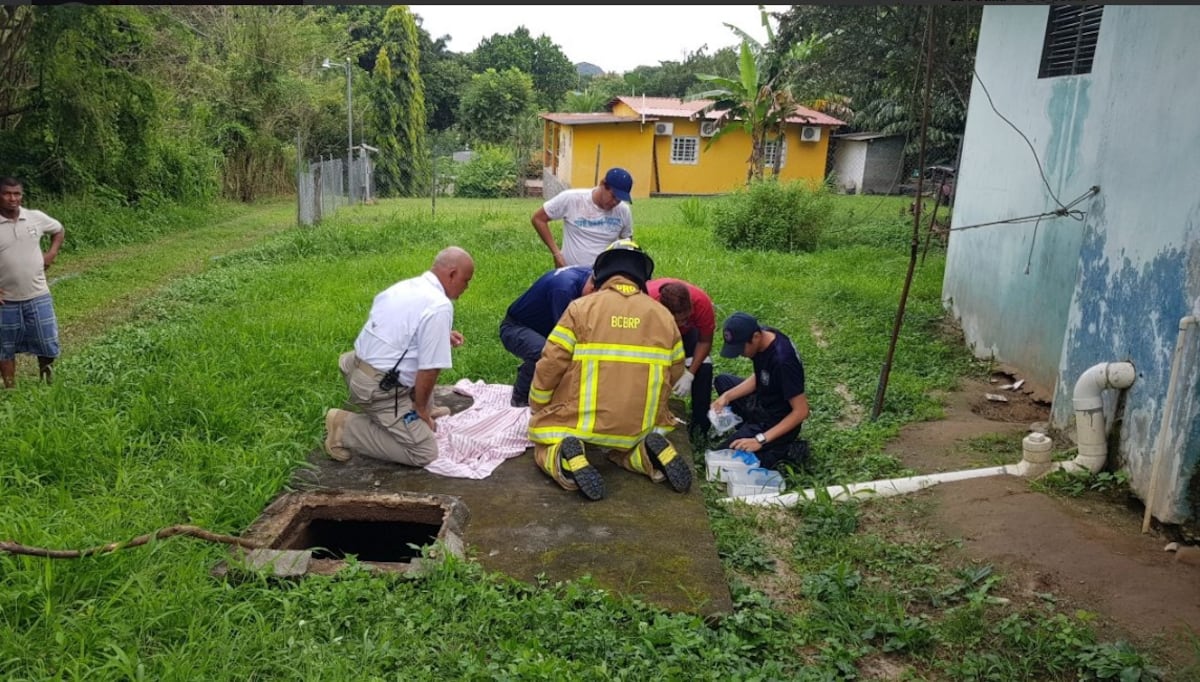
500, 265, 595, 407
711, 311, 810, 470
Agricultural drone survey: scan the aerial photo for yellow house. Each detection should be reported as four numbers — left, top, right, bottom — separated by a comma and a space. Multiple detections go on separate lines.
540, 95, 845, 199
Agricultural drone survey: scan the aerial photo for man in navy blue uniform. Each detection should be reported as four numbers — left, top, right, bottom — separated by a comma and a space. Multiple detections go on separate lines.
711, 311, 810, 470
500, 265, 595, 407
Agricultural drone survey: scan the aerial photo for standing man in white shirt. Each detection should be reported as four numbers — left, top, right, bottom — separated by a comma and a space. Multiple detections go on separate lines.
531, 167, 633, 268
323, 246, 474, 467
0, 177, 65, 389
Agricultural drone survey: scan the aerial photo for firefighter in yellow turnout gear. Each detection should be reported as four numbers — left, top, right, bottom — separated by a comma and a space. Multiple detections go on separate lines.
528, 240, 693, 500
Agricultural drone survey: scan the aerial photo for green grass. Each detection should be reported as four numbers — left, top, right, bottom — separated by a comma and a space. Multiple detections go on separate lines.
0, 193, 1168, 679
956, 433, 1026, 467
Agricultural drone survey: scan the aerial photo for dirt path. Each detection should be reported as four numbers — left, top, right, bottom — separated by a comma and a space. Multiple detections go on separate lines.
50, 203, 293, 346
885, 374, 1200, 672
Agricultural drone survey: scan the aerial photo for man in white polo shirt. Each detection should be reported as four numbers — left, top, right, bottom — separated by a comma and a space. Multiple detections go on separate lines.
531, 167, 633, 268
323, 246, 474, 466
0, 177, 66, 389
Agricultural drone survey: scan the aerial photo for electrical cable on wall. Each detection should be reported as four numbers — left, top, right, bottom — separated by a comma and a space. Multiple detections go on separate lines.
949, 185, 1099, 233
972, 68, 1068, 211
954, 68, 1102, 274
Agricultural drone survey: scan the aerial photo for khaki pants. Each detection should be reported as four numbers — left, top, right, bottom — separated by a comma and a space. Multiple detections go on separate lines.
337, 351, 438, 467
533, 438, 665, 491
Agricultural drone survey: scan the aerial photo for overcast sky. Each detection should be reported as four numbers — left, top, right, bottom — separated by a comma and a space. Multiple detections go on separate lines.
407, 5, 792, 75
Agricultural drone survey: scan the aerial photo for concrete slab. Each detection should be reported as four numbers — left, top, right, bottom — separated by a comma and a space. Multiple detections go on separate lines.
292, 387, 733, 619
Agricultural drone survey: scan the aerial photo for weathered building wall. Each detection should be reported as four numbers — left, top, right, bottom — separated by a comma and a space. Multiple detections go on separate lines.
832, 140, 867, 193
944, 6, 1200, 522
861, 137, 905, 195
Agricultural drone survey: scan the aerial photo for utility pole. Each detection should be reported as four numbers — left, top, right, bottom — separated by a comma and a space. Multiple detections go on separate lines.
344, 56, 354, 205
323, 57, 354, 205
871, 7, 936, 421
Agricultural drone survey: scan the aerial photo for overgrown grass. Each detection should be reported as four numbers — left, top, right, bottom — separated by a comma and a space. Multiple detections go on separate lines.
37, 195, 260, 254
0, 194, 1169, 679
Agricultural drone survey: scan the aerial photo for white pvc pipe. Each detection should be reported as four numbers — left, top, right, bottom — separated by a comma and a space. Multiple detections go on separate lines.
1142, 316, 1197, 532
728, 362, 1139, 509
1067, 361, 1136, 474
731, 465, 1012, 507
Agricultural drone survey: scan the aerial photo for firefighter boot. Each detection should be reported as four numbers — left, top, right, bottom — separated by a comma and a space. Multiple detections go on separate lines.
644, 433, 692, 493
560, 436, 604, 501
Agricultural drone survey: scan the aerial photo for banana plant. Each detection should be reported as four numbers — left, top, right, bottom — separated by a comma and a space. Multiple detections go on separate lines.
690, 7, 830, 184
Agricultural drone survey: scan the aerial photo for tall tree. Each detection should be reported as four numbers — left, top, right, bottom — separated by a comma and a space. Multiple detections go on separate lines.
622, 46, 741, 98
0, 5, 217, 201
416, 28, 470, 132
469, 27, 574, 110
322, 6, 468, 133
371, 5, 428, 196
0, 7, 35, 128
775, 5, 981, 170
457, 67, 535, 146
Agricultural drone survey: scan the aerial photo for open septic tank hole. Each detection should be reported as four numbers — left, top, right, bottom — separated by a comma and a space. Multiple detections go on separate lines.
225, 490, 469, 577
281, 512, 439, 562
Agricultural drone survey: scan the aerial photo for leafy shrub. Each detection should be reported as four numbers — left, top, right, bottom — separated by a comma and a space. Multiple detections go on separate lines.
521, 154, 543, 179
454, 144, 519, 198
711, 178, 834, 252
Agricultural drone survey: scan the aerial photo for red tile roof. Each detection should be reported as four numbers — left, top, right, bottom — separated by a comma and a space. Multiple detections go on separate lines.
540, 112, 642, 125
608, 95, 845, 127
607, 96, 709, 118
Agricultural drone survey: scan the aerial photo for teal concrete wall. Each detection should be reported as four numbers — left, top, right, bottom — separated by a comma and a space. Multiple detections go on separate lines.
944, 6, 1200, 523
943, 7, 1089, 394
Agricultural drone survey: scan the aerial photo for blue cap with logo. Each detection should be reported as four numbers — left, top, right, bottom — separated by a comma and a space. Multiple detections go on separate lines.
720, 312, 761, 358
604, 167, 633, 204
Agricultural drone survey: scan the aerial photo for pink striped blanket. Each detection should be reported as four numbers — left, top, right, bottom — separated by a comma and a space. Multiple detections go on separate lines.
424, 379, 532, 479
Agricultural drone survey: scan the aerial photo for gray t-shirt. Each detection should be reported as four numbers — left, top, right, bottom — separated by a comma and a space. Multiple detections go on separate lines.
0, 208, 63, 301
543, 188, 633, 267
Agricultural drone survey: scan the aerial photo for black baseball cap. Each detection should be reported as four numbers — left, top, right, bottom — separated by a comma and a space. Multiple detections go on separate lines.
720, 312, 761, 358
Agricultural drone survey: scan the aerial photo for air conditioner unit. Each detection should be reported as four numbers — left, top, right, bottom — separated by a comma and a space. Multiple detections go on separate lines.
699, 121, 718, 137
653, 122, 674, 136
799, 125, 821, 142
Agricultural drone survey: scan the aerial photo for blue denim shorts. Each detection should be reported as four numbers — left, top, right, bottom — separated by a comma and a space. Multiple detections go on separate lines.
0, 293, 60, 359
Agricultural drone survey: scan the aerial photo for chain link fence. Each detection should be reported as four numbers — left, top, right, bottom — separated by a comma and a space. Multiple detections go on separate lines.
297, 153, 374, 227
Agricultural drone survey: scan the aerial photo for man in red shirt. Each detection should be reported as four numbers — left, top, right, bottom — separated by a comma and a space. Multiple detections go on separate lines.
647, 278, 715, 442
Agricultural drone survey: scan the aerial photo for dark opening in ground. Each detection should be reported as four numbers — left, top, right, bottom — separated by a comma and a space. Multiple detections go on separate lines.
285, 517, 440, 562
223, 490, 469, 578
272, 500, 448, 565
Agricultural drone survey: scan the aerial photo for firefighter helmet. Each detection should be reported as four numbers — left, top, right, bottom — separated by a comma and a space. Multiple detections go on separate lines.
592, 239, 654, 291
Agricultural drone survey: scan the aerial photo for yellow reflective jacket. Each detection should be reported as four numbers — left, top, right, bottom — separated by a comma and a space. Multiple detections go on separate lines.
528, 274, 685, 449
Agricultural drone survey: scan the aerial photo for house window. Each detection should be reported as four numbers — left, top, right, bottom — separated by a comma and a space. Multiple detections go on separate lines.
1038, 5, 1103, 78
670, 136, 699, 165
763, 137, 786, 169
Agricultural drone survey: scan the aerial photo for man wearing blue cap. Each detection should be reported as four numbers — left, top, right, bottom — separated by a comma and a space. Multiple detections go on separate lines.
531, 167, 634, 269
710, 311, 810, 470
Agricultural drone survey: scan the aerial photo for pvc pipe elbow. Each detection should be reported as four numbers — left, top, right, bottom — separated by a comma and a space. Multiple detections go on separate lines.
1072, 361, 1135, 411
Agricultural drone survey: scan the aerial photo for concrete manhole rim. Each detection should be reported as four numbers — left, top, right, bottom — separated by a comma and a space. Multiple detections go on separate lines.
216, 489, 470, 579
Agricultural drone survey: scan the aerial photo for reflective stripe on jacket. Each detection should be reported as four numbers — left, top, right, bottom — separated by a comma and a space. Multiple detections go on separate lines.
528, 275, 684, 447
